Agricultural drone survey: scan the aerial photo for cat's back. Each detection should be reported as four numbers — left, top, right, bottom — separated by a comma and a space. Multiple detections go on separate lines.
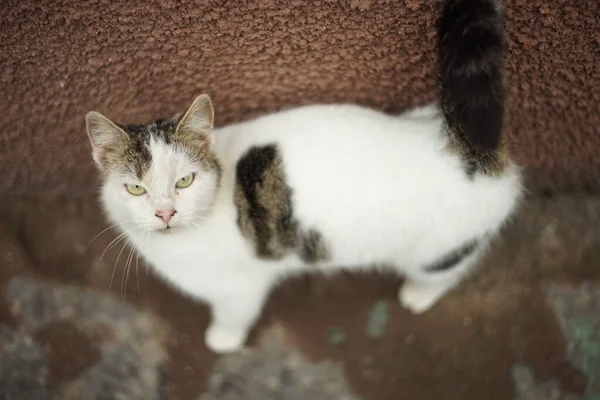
215, 103, 445, 167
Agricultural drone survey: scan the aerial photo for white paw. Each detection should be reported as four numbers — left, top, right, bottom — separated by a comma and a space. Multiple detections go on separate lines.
205, 324, 247, 354
398, 281, 440, 314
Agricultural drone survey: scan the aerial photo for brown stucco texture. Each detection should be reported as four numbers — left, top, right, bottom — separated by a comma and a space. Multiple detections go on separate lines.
1, 0, 599, 195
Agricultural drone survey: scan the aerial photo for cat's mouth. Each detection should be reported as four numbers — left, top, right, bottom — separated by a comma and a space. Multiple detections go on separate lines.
158, 225, 172, 234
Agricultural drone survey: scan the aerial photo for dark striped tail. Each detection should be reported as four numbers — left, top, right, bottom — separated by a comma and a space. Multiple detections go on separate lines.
438, 0, 505, 159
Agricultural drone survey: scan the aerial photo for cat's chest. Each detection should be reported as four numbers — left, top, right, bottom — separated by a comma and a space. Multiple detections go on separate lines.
133, 225, 254, 298
137, 223, 248, 282
139, 225, 243, 267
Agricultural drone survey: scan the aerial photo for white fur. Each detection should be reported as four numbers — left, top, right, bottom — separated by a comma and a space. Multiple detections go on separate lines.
99, 102, 522, 353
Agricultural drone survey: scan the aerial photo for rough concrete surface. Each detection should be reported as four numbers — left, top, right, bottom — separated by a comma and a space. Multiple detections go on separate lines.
2, 276, 167, 400
199, 325, 362, 400
1, 0, 600, 195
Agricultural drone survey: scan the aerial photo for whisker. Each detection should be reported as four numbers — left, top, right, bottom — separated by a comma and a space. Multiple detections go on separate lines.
86, 219, 135, 248
135, 249, 141, 294
126, 225, 147, 297
189, 221, 203, 229
109, 238, 130, 294
99, 232, 128, 261
145, 231, 151, 276
122, 241, 136, 298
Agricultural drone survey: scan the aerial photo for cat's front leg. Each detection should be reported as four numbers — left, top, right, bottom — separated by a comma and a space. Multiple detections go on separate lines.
204, 287, 270, 354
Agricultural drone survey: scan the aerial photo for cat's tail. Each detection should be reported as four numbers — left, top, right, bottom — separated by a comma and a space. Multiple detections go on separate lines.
437, 0, 507, 173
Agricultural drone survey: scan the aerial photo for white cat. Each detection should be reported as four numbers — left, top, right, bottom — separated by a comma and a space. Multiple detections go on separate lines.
86, 0, 522, 353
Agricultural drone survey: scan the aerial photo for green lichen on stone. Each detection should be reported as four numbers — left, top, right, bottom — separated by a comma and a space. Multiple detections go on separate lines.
510, 364, 567, 400
365, 300, 389, 340
571, 317, 600, 400
327, 326, 347, 346
545, 283, 600, 400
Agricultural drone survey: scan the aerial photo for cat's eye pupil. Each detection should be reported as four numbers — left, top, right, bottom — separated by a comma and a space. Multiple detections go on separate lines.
125, 184, 146, 196
175, 174, 194, 189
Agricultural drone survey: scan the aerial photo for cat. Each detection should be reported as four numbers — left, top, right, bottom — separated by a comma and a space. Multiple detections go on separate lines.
85, 0, 522, 354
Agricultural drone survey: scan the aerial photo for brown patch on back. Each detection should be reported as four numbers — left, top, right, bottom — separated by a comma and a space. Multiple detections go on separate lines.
234, 144, 329, 263
234, 145, 298, 259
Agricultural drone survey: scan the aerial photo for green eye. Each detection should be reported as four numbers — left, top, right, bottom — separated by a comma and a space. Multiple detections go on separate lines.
125, 184, 146, 196
176, 173, 194, 189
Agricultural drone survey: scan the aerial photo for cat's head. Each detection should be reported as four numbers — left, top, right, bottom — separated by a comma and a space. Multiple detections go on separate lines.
86, 94, 220, 233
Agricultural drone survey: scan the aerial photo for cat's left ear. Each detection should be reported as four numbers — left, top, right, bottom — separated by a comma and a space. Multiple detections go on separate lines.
176, 94, 215, 146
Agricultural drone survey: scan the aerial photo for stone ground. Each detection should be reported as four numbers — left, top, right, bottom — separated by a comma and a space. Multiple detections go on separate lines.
0, 191, 599, 400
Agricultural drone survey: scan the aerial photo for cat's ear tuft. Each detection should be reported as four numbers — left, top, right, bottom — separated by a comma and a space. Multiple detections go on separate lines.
85, 111, 128, 166
176, 94, 215, 145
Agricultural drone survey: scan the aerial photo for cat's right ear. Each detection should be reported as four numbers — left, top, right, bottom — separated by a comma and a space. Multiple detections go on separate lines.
85, 111, 128, 167
175, 94, 215, 147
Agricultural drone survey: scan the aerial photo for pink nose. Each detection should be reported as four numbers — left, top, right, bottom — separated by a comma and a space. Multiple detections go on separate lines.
155, 208, 176, 224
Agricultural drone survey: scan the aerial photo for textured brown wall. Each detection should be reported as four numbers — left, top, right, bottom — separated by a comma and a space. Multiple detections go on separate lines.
1, 0, 599, 196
